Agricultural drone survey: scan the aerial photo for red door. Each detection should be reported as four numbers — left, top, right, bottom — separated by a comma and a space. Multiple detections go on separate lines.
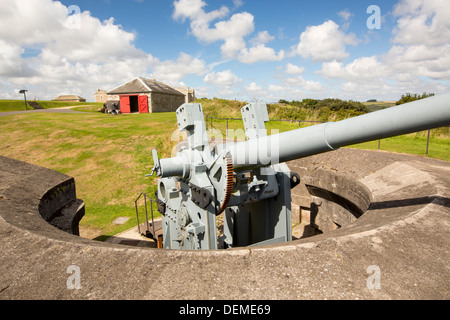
120, 96, 130, 113
138, 95, 148, 113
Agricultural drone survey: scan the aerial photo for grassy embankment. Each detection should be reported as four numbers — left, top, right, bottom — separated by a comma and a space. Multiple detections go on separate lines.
198, 98, 449, 161
0, 109, 178, 240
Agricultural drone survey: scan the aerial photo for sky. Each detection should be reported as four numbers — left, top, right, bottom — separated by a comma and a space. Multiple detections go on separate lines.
0, 0, 449, 102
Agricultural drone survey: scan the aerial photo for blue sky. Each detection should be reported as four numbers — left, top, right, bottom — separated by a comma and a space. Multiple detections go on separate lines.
1, 0, 449, 102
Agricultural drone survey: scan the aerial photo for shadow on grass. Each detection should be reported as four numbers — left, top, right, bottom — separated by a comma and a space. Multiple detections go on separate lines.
93, 235, 112, 242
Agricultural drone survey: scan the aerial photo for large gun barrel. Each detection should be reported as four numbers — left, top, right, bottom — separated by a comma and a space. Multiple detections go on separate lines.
228, 93, 450, 170
150, 93, 450, 250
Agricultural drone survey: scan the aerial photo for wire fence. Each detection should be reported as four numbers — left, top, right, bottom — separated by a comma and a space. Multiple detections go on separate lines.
205, 115, 449, 157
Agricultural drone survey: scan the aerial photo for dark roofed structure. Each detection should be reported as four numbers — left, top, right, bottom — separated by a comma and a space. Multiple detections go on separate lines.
108, 77, 185, 96
107, 77, 186, 113
52, 95, 86, 102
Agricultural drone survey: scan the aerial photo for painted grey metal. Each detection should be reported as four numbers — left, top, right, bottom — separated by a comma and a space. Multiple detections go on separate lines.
151, 93, 450, 250
152, 101, 295, 250
229, 93, 450, 169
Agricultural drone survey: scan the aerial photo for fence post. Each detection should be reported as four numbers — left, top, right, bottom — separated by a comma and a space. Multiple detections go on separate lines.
426, 129, 431, 156
378, 139, 381, 150
226, 118, 229, 137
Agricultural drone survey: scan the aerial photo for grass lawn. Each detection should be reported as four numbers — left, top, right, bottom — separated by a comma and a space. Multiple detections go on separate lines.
0, 109, 448, 240
0, 111, 178, 239
362, 101, 396, 112
209, 118, 449, 161
348, 133, 450, 161
0, 99, 103, 112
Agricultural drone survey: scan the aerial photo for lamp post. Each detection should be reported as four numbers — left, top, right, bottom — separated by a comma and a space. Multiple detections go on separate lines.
19, 89, 28, 110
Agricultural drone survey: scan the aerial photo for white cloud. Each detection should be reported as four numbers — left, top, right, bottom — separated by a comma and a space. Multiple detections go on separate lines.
173, 0, 227, 23
204, 69, 242, 86
285, 63, 305, 75
393, 0, 450, 46
233, 0, 244, 9
338, 9, 353, 21
0, 0, 156, 99
0, 0, 207, 100
388, 0, 450, 80
172, 0, 283, 64
249, 31, 275, 46
173, 0, 254, 59
295, 20, 359, 62
319, 56, 387, 81
236, 30, 285, 64
0, 1, 145, 64
242, 66, 325, 102
283, 76, 324, 92
245, 81, 263, 91
151, 52, 207, 83
245, 82, 265, 98
313, 0, 450, 100
193, 86, 210, 98
203, 69, 243, 99
238, 45, 285, 64
267, 83, 304, 101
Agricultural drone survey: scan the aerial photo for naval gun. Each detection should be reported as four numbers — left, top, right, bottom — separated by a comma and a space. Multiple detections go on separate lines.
150, 93, 450, 250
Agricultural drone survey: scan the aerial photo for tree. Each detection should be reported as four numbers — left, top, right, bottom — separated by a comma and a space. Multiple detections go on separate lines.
395, 92, 434, 105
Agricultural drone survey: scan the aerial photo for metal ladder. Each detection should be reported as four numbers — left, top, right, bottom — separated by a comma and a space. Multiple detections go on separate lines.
134, 192, 163, 248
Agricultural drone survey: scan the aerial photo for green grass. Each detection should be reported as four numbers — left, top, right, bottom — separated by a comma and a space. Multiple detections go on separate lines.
208, 117, 449, 161
0, 111, 177, 239
362, 101, 396, 112
349, 132, 450, 161
0, 100, 30, 112
0, 99, 104, 112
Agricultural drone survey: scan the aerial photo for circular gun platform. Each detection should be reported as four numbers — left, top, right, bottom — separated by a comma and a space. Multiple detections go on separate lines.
0, 149, 449, 299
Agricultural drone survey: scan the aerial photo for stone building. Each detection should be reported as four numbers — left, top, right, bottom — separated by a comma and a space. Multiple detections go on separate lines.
177, 87, 196, 104
94, 89, 108, 103
107, 77, 186, 113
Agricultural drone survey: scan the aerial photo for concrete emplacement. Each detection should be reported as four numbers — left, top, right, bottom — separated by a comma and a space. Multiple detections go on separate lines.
0, 148, 449, 300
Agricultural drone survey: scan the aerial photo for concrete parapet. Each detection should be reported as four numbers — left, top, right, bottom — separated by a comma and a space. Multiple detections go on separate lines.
0, 150, 449, 300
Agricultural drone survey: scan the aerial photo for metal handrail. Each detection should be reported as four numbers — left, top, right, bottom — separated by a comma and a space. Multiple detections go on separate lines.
134, 192, 156, 237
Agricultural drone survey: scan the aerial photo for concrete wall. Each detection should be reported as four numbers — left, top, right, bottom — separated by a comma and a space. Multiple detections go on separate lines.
289, 161, 373, 236
0, 156, 85, 236
0, 150, 449, 300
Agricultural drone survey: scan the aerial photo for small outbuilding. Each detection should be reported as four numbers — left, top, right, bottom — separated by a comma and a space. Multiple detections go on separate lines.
94, 89, 108, 103
107, 77, 186, 114
177, 87, 196, 104
52, 95, 86, 102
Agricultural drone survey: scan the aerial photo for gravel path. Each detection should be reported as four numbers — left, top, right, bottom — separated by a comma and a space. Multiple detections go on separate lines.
0, 106, 88, 117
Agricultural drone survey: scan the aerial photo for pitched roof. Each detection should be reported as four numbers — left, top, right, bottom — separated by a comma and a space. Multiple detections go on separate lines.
52, 95, 86, 101
107, 77, 184, 96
